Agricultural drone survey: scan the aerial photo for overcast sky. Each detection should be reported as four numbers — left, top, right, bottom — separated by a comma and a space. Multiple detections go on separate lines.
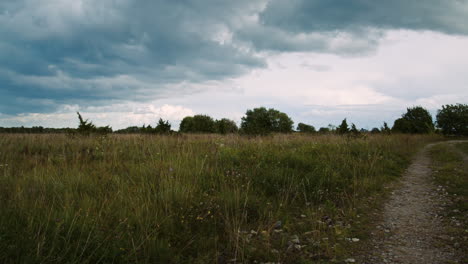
1, 0, 467, 129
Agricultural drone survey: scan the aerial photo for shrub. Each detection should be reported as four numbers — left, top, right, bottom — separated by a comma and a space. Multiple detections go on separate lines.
318, 127, 331, 134
296, 123, 316, 133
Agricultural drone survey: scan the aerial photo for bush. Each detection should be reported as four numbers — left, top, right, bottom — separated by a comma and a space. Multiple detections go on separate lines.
436, 104, 468, 136
296, 123, 316, 133
318, 127, 331, 134
240, 107, 294, 135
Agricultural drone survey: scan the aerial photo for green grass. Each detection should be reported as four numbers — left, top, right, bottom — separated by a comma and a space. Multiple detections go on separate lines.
0, 134, 440, 263
429, 141, 468, 262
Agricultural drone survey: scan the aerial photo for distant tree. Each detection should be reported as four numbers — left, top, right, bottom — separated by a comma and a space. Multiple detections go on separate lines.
155, 118, 172, 134
370, 127, 380, 134
296, 123, 316, 133
77, 112, 97, 135
179, 116, 194, 133
350, 123, 360, 135
0, 126, 75, 134
436, 104, 468, 136
336, 118, 350, 135
115, 126, 140, 134
215, 118, 238, 134
142, 124, 154, 133
179, 115, 216, 133
381, 122, 391, 134
318, 127, 330, 133
241, 107, 294, 135
77, 112, 112, 135
392, 106, 434, 134
96, 125, 113, 134
392, 118, 411, 133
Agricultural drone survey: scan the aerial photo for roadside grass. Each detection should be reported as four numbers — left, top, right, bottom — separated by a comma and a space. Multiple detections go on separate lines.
0, 134, 440, 263
429, 141, 468, 262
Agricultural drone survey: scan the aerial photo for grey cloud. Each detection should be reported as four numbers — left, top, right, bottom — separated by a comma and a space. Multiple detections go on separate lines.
233, 0, 468, 53
1, 0, 467, 116
0, 0, 265, 113
260, 0, 468, 35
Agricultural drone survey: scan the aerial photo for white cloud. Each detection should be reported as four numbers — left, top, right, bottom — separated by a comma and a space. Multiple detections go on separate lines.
0, 103, 194, 129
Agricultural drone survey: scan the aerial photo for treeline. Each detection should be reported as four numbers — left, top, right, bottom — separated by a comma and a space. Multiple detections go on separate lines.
1, 104, 467, 136
0, 126, 75, 134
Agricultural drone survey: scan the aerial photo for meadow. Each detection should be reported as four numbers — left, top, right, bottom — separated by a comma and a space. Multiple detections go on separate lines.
0, 133, 441, 263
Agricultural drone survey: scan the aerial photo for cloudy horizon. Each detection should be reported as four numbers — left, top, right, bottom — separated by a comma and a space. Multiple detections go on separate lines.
1, 0, 467, 130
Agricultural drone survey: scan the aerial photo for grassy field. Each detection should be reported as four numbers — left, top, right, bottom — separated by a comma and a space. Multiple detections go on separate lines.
0, 133, 441, 263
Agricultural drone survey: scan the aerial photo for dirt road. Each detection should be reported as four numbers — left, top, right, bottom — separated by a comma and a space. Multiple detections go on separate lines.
357, 141, 466, 264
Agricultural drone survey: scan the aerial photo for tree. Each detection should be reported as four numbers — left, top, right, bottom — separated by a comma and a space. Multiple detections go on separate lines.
179, 115, 216, 133
240, 107, 294, 135
381, 122, 391, 134
370, 127, 380, 134
350, 123, 360, 135
179, 116, 194, 133
318, 127, 331, 133
77, 112, 112, 135
336, 118, 350, 134
77, 112, 96, 135
436, 104, 468, 136
215, 118, 238, 134
296, 123, 316, 133
392, 106, 434, 134
155, 118, 172, 134
96, 125, 112, 134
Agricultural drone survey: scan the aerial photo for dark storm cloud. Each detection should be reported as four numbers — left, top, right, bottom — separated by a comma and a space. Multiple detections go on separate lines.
234, 0, 468, 52
0, 0, 265, 113
1, 0, 467, 114
259, 0, 468, 35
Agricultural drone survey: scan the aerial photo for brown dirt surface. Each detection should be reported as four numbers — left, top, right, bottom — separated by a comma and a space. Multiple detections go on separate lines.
356, 141, 467, 264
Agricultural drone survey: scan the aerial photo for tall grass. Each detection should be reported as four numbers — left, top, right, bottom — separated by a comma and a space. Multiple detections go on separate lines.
0, 133, 440, 263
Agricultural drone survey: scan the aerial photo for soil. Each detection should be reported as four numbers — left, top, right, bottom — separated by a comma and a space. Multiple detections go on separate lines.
356, 141, 467, 264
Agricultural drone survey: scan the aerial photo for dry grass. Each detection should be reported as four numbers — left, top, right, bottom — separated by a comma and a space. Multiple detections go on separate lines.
0, 133, 441, 263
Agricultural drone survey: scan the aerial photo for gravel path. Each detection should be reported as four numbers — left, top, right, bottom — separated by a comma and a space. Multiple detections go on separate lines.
357, 141, 466, 264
